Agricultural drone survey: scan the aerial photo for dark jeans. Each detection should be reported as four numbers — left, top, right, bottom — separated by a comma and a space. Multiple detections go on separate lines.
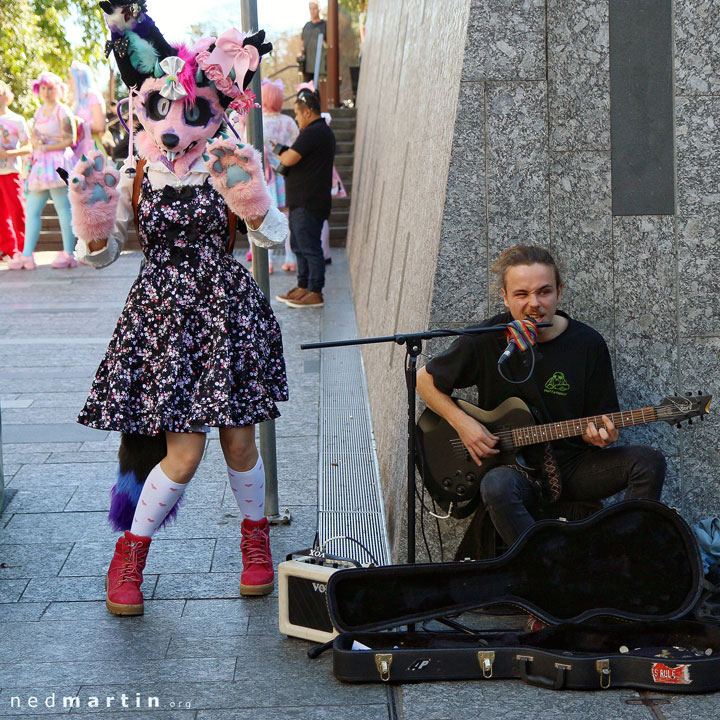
480, 445, 666, 546
289, 207, 325, 293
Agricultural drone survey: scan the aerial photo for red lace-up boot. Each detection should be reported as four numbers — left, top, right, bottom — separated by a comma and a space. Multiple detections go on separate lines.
240, 517, 274, 596
105, 531, 152, 615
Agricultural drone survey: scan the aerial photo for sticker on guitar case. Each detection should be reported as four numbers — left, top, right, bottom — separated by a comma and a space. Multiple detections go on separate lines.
651, 662, 692, 684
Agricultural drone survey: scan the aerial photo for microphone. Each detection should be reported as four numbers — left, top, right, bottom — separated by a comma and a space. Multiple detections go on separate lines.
498, 319, 540, 365
498, 341, 518, 365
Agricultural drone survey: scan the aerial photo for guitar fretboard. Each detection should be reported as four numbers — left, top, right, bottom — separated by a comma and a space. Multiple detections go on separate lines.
511, 407, 660, 448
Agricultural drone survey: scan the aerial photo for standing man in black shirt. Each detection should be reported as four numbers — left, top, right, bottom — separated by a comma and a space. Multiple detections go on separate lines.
299, 2, 327, 83
417, 245, 665, 546
275, 89, 335, 308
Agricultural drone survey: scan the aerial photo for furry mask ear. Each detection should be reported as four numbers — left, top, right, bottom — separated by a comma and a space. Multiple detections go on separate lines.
126, 31, 161, 75
101, 1, 175, 89
239, 30, 273, 90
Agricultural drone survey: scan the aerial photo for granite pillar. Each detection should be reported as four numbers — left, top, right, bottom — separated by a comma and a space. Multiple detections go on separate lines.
348, 0, 720, 562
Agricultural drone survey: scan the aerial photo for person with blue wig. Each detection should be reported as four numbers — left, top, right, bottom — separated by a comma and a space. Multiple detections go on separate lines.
69, 60, 107, 160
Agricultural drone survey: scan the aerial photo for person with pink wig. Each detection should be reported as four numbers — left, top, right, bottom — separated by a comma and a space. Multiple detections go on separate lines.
261, 78, 298, 272
8, 71, 78, 270
0, 80, 32, 261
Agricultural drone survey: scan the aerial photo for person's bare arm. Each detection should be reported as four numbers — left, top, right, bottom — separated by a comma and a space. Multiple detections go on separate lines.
39, 114, 76, 152
90, 102, 106, 135
417, 366, 499, 466
0, 141, 31, 158
278, 148, 302, 167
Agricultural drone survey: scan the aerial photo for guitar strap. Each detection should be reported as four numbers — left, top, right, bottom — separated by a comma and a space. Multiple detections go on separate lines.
508, 351, 562, 504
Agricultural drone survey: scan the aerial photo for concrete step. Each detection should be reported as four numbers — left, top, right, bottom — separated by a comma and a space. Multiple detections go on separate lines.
329, 225, 347, 241
326, 117, 356, 130
333, 129, 356, 142
327, 107, 357, 118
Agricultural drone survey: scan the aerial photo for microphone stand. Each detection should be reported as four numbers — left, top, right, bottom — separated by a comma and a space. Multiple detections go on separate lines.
301, 322, 551, 565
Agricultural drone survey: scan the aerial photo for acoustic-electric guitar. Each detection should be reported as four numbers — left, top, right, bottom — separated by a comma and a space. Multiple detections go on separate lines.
416, 393, 712, 506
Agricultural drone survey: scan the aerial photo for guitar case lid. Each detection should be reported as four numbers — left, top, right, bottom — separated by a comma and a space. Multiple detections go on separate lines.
327, 500, 704, 633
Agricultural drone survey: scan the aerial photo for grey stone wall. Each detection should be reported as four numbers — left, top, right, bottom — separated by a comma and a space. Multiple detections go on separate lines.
347, 0, 720, 562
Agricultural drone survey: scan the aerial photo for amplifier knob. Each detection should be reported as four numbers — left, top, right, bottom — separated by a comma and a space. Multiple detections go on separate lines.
456, 485, 466, 496
442, 478, 452, 488
466, 473, 476, 484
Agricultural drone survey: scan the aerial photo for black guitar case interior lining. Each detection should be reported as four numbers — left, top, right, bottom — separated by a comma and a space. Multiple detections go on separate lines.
324, 500, 720, 692
327, 500, 703, 633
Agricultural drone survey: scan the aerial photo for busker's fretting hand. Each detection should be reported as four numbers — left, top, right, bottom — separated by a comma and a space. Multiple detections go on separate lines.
455, 414, 500, 467
583, 415, 618, 448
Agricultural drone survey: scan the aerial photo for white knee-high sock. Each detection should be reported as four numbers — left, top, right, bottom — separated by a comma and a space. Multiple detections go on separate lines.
130, 463, 187, 537
227, 455, 265, 521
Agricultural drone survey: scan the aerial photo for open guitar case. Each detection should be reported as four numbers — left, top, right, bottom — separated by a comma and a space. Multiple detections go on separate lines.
323, 500, 720, 692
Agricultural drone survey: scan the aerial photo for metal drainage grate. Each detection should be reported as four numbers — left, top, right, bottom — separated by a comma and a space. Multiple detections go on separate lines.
317, 271, 390, 567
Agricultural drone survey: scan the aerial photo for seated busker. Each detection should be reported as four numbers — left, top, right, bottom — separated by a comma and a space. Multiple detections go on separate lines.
416, 245, 666, 550
69, 2, 287, 615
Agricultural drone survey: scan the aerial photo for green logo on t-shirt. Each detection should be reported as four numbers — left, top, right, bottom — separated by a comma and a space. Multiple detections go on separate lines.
545, 372, 570, 396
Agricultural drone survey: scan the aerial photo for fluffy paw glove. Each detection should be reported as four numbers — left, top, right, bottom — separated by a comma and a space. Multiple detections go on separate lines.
68, 151, 121, 242
204, 138, 272, 221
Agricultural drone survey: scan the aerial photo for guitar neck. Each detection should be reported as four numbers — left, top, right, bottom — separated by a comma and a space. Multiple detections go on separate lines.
512, 407, 659, 448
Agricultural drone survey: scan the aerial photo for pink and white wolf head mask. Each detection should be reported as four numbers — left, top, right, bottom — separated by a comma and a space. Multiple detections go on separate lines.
100, 0, 272, 171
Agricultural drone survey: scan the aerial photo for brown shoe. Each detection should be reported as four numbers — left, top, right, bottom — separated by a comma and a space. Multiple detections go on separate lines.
275, 286, 307, 304
285, 291, 324, 308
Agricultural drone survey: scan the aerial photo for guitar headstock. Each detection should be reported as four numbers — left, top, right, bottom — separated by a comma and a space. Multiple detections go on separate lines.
658, 392, 712, 427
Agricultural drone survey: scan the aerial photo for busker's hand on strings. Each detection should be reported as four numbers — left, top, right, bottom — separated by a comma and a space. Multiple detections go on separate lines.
583, 415, 618, 448
455, 414, 500, 467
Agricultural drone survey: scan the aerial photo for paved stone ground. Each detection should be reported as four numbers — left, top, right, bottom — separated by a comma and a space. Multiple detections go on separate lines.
1, 250, 718, 719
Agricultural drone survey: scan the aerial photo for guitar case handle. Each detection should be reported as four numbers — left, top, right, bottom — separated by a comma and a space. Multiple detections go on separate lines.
516, 655, 569, 690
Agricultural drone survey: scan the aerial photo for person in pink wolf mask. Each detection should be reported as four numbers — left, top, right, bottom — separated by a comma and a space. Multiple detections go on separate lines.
69, 0, 288, 616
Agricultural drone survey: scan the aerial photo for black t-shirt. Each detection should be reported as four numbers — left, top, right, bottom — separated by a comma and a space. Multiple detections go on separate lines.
425, 311, 620, 475
285, 117, 336, 220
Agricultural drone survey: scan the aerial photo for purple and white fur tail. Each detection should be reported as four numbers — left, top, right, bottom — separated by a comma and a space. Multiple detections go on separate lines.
108, 433, 182, 532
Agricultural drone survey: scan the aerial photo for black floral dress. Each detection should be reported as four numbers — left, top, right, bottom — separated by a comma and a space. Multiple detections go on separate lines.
78, 176, 288, 434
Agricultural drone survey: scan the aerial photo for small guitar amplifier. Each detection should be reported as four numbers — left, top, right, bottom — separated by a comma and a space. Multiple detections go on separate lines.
278, 548, 363, 643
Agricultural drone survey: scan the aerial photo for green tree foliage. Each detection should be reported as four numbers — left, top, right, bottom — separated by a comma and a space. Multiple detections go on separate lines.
0, 0, 106, 117
339, 0, 366, 13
